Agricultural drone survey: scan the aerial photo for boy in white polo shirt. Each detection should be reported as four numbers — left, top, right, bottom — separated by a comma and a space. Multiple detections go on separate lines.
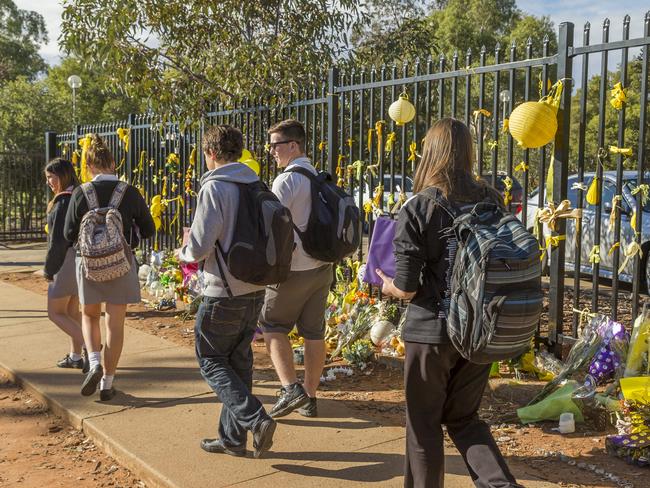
260, 119, 332, 418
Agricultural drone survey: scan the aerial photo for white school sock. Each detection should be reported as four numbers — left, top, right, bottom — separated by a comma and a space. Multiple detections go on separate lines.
69, 352, 82, 361
88, 351, 102, 369
100, 375, 114, 391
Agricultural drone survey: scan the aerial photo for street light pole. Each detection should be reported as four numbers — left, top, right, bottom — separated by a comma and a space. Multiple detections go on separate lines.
67, 75, 82, 126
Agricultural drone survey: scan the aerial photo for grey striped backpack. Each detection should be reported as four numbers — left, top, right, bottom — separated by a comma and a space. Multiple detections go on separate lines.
425, 189, 542, 364
78, 181, 131, 282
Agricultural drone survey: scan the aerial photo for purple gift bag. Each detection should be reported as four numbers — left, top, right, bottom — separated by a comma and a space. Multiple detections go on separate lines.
363, 216, 397, 286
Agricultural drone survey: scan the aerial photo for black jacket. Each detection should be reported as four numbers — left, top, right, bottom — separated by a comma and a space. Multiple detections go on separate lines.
393, 191, 455, 344
393, 186, 503, 344
44, 192, 73, 280
64, 180, 155, 247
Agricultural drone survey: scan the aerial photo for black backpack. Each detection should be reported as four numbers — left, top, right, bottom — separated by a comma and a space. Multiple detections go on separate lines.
215, 181, 294, 295
423, 188, 542, 364
285, 167, 361, 262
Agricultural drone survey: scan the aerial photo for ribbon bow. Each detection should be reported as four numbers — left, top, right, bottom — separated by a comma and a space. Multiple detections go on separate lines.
537, 200, 583, 232
503, 176, 513, 206
487, 140, 498, 150
571, 181, 588, 192
318, 141, 327, 152
515, 161, 528, 172
618, 241, 643, 274
631, 184, 649, 206
407, 141, 418, 170
116, 127, 130, 152
610, 82, 626, 110
608, 195, 622, 233
347, 160, 364, 181
384, 132, 397, 154
609, 145, 633, 156
589, 245, 601, 264
540, 234, 566, 262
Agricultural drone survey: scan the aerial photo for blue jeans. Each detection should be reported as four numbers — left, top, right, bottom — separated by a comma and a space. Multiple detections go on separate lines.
194, 290, 269, 449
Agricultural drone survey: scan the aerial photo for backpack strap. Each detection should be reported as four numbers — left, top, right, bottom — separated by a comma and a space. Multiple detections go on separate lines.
80, 183, 100, 211
419, 187, 458, 220
214, 241, 234, 299
284, 166, 320, 181
108, 181, 128, 209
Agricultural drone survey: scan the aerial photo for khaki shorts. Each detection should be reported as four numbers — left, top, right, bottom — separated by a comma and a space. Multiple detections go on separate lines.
259, 264, 333, 340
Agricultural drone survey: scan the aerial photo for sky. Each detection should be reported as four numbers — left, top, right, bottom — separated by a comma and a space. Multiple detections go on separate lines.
13, 0, 650, 67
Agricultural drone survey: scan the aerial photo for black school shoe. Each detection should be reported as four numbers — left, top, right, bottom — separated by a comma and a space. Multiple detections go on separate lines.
200, 438, 246, 457
99, 387, 116, 401
81, 364, 103, 396
269, 383, 310, 418
253, 418, 277, 459
57, 354, 84, 369
297, 397, 318, 417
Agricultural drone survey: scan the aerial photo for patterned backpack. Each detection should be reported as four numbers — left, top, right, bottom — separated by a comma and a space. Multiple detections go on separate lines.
423, 188, 542, 364
77, 182, 131, 282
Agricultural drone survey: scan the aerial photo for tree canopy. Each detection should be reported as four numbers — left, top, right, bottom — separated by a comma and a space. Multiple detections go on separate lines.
60, 0, 368, 124
0, 0, 48, 84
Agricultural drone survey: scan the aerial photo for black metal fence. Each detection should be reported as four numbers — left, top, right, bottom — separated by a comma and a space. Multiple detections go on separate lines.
44, 16, 650, 352
0, 152, 47, 241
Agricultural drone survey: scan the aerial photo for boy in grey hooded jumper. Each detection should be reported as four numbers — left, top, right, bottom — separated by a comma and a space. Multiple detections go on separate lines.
177, 125, 276, 459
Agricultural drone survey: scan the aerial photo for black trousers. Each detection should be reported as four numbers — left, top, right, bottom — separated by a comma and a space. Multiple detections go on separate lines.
404, 342, 522, 488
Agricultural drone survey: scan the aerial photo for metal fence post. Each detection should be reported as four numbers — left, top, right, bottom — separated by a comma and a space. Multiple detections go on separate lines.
45, 131, 57, 163
327, 67, 339, 175
548, 22, 574, 355
127, 113, 136, 176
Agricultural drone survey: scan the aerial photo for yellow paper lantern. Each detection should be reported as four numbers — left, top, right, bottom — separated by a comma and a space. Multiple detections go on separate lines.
388, 92, 416, 126
508, 102, 557, 149
241, 158, 260, 176
508, 80, 564, 149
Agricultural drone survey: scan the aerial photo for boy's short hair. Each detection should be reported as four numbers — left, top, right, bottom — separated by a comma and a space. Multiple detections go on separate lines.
268, 119, 306, 152
202, 125, 243, 162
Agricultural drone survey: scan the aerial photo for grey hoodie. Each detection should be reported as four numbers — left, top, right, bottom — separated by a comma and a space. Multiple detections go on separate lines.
178, 162, 264, 297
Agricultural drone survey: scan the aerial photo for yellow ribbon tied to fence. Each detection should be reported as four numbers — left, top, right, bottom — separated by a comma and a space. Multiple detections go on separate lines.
540, 234, 565, 262
348, 160, 364, 182
503, 176, 513, 207
347, 138, 354, 150
116, 127, 129, 152
609, 145, 633, 157
375, 120, 386, 155
618, 241, 643, 274
515, 161, 528, 173
571, 181, 588, 192
78, 134, 93, 183
608, 242, 620, 256
366, 163, 379, 178
384, 132, 397, 154
608, 195, 623, 233
407, 141, 417, 163
318, 141, 326, 152
367, 129, 373, 154
631, 184, 649, 206
589, 245, 601, 264
537, 200, 582, 232
537, 200, 582, 262
610, 82, 627, 110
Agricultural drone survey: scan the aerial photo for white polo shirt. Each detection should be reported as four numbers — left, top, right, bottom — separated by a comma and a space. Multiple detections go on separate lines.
271, 157, 328, 271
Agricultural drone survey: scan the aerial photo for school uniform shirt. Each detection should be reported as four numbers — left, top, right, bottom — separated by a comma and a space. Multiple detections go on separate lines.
63, 174, 155, 247
272, 157, 328, 271
43, 188, 74, 280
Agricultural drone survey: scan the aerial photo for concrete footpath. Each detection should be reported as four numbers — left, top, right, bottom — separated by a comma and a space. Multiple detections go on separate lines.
0, 243, 553, 487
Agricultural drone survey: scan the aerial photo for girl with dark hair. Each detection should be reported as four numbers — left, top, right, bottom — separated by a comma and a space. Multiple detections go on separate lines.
376, 118, 522, 488
42, 158, 85, 369
64, 134, 155, 401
